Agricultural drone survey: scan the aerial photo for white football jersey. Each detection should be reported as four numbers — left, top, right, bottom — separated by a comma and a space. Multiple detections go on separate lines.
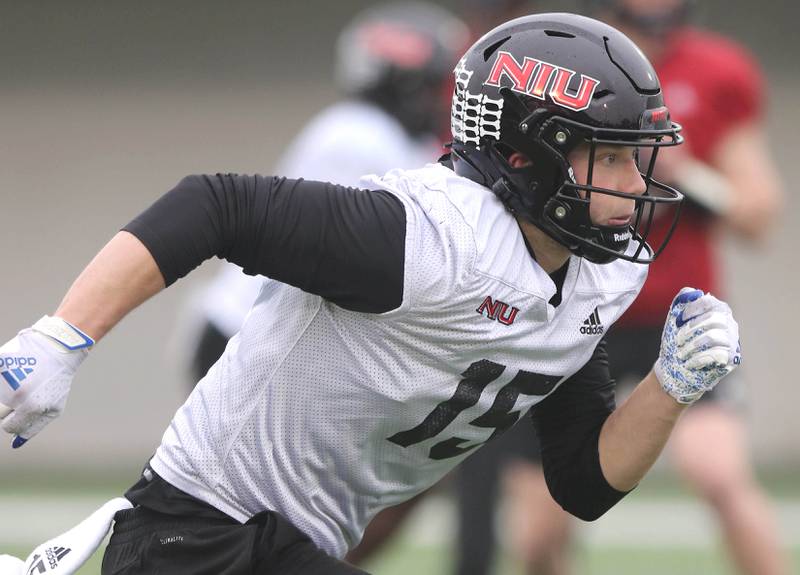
199, 100, 440, 338
153, 163, 647, 557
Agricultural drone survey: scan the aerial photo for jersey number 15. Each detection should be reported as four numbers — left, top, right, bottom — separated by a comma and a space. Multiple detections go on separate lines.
387, 360, 561, 460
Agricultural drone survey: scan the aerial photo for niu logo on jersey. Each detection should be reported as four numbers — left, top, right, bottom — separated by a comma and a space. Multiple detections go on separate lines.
476, 296, 519, 326
484, 50, 599, 112
580, 307, 604, 335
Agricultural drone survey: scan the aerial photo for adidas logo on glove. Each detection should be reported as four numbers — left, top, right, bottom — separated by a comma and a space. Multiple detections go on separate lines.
26, 546, 72, 574
1, 357, 37, 391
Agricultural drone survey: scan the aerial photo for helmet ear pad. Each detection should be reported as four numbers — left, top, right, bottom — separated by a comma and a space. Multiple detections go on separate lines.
452, 135, 564, 221
489, 102, 585, 226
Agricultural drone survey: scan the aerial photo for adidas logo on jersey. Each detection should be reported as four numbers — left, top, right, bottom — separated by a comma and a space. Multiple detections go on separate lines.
1, 357, 37, 391
26, 546, 71, 573
579, 307, 604, 335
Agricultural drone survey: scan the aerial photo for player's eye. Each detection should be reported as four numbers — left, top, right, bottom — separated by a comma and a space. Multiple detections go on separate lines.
598, 153, 617, 166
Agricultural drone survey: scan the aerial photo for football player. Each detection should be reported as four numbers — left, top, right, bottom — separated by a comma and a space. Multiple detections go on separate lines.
0, 13, 741, 575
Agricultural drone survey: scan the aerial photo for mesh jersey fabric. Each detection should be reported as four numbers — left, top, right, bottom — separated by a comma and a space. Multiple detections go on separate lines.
152, 163, 647, 558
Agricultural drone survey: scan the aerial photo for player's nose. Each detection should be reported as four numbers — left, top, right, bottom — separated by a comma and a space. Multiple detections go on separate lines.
624, 157, 647, 196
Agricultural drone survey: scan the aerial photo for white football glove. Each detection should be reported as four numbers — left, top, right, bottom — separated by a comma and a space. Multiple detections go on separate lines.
654, 287, 741, 404
0, 497, 132, 575
0, 554, 24, 575
21, 497, 133, 574
0, 316, 93, 448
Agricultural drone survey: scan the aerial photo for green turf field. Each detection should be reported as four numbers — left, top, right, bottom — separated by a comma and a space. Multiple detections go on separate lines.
2, 470, 798, 574
6, 539, 800, 574
362, 543, 800, 575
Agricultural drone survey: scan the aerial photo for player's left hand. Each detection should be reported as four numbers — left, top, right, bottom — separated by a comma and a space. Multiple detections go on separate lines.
20, 497, 132, 574
0, 316, 93, 448
0, 498, 132, 575
654, 287, 741, 404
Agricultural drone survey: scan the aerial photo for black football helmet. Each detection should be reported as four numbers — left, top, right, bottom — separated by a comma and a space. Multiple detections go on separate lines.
335, 2, 468, 138
449, 13, 684, 264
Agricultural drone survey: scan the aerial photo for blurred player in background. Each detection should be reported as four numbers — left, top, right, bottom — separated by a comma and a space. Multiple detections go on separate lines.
188, 2, 468, 386
474, 1, 788, 574
604, 2, 786, 573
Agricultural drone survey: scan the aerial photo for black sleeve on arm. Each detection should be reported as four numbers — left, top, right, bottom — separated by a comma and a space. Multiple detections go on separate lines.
122, 174, 407, 313
528, 338, 630, 521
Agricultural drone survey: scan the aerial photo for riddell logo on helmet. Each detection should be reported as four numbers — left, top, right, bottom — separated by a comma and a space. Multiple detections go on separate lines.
484, 51, 599, 112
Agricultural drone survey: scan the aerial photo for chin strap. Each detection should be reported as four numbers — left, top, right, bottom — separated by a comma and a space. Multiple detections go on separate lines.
451, 142, 541, 220
491, 178, 527, 218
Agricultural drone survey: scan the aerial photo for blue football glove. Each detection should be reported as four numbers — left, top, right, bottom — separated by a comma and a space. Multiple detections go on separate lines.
0, 316, 93, 447
654, 287, 741, 404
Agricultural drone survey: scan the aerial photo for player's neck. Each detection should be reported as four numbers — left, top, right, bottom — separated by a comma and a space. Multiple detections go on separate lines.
517, 218, 571, 274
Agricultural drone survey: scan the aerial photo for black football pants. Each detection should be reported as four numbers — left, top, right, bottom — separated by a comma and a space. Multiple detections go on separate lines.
101, 505, 369, 575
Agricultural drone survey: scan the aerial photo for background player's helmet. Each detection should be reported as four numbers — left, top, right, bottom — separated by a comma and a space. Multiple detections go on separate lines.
336, 2, 468, 138
450, 13, 683, 264
582, 0, 693, 38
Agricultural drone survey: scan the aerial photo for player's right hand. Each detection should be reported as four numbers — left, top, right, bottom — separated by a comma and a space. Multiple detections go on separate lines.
0, 316, 93, 448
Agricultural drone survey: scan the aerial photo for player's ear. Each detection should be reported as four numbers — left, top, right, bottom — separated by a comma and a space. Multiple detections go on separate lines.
508, 152, 532, 169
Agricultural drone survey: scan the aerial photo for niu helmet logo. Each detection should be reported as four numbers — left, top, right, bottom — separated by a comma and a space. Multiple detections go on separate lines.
476, 296, 519, 326
484, 50, 599, 112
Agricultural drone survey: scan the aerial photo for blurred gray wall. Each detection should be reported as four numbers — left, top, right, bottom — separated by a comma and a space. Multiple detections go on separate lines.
1, 1, 798, 474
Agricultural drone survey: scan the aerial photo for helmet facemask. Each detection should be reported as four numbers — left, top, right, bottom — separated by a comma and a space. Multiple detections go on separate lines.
514, 108, 684, 264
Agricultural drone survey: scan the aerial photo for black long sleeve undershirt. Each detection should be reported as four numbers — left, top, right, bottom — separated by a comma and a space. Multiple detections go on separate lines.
123, 174, 407, 313
529, 338, 630, 520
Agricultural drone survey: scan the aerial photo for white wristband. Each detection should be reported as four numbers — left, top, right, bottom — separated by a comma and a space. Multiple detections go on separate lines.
31, 316, 94, 351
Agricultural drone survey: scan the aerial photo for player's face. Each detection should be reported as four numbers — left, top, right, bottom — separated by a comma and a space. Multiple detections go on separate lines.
567, 143, 646, 228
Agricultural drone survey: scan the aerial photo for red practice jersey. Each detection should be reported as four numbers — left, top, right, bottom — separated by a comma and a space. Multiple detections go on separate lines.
619, 27, 765, 328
